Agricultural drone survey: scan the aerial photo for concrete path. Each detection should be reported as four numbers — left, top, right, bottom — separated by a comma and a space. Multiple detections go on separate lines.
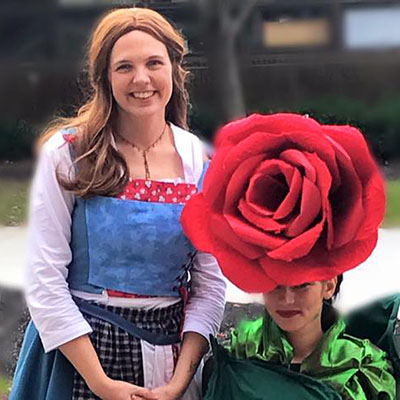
1, 227, 399, 311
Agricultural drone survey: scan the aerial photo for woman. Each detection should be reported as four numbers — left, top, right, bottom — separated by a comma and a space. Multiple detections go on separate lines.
181, 113, 396, 399
11, 7, 225, 400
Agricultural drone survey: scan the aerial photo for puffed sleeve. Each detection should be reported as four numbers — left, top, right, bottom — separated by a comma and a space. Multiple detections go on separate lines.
25, 131, 92, 352
339, 344, 396, 400
181, 251, 226, 342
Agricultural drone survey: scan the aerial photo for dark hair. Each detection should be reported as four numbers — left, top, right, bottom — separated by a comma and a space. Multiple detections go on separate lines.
321, 274, 343, 331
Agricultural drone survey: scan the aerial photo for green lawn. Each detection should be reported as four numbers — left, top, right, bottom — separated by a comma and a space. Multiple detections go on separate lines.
384, 180, 400, 227
0, 178, 399, 227
0, 375, 10, 397
0, 179, 29, 226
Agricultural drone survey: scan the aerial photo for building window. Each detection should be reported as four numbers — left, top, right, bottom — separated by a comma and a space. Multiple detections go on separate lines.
344, 6, 400, 49
263, 18, 331, 48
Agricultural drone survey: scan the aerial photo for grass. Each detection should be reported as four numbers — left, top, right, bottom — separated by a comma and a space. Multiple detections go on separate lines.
0, 375, 10, 397
384, 180, 400, 227
0, 177, 399, 227
0, 179, 29, 226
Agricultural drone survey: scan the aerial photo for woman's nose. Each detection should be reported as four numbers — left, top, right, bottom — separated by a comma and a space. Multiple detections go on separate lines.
132, 67, 150, 84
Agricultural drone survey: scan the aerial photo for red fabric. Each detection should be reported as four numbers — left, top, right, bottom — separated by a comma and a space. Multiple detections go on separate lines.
181, 113, 385, 293
118, 179, 197, 204
63, 133, 76, 143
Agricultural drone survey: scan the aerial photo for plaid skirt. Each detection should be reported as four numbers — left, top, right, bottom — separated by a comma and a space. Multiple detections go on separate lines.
72, 301, 184, 400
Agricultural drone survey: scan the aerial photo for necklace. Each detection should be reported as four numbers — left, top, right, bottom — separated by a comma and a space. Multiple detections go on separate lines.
116, 122, 168, 180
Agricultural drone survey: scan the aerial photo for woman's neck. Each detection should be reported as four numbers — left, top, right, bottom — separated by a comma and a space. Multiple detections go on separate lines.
286, 318, 323, 363
114, 110, 168, 149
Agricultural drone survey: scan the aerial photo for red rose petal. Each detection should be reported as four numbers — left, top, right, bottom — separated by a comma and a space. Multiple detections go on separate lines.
204, 132, 285, 210
246, 172, 288, 215
329, 138, 364, 248
267, 218, 325, 261
285, 130, 340, 190
356, 174, 385, 239
285, 177, 322, 237
322, 125, 376, 183
210, 214, 264, 259
223, 154, 265, 215
224, 213, 287, 250
213, 241, 277, 293
274, 168, 302, 220
305, 152, 334, 248
260, 253, 341, 288
238, 198, 286, 233
180, 193, 214, 253
215, 113, 323, 149
245, 159, 294, 214
324, 232, 378, 273
280, 148, 317, 182
323, 126, 385, 239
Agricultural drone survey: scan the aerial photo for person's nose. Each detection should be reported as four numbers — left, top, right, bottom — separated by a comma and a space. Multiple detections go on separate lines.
281, 288, 296, 305
132, 66, 151, 85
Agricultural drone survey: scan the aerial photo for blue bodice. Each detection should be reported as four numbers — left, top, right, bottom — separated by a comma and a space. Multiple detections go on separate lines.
67, 163, 208, 297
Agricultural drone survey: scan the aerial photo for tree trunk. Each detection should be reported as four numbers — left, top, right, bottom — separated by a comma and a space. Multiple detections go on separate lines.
207, 34, 246, 123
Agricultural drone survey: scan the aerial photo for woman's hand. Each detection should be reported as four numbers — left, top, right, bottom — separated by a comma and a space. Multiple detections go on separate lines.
151, 384, 181, 400
91, 376, 158, 400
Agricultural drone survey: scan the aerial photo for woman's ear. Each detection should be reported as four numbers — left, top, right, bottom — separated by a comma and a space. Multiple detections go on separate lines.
323, 277, 338, 301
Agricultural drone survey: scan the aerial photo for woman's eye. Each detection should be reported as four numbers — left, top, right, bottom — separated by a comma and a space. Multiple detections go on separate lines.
116, 64, 131, 71
148, 60, 163, 68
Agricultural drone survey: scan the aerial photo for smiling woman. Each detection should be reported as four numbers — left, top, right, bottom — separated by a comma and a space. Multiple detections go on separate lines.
9, 7, 226, 400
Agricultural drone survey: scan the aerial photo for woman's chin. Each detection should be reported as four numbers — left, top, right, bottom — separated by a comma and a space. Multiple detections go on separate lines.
273, 316, 305, 333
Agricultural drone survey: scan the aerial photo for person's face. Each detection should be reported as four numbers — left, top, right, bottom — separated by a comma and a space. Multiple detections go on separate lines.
108, 30, 173, 120
263, 279, 337, 333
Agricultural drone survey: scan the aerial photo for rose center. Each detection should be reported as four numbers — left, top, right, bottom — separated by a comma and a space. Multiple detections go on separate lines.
248, 173, 288, 212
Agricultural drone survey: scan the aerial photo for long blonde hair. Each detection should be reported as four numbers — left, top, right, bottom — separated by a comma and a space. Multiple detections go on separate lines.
42, 7, 189, 197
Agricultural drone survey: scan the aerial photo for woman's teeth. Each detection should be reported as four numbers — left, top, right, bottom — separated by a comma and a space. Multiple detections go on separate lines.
131, 91, 155, 99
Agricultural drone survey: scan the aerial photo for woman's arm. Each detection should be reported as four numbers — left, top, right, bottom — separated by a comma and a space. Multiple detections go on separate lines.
60, 335, 157, 400
26, 133, 156, 400
152, 252, 227, 399
26, 131, 92, 352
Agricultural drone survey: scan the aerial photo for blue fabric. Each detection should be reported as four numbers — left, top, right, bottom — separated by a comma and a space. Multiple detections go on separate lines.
74, 298, 181, 345
67, 161, 209, 297
9, 321, 74, 400
67, 197, 194, 296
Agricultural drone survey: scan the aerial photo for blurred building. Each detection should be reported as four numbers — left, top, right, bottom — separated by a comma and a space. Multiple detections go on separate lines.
1, 0, 400, 135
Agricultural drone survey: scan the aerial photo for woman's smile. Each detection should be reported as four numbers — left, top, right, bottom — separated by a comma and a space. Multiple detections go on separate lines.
129, 90, 157, 100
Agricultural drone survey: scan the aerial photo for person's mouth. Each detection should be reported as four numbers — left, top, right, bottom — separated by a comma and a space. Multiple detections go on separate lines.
129, 90, 156, 99
276, 310, 302, 318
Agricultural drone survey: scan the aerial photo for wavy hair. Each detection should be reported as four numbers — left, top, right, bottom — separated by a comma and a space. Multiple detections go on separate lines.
41, 7, 189, 197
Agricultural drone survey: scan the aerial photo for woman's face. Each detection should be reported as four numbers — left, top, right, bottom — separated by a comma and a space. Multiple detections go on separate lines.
108, 30, 173, 120
263, 279, 337, 333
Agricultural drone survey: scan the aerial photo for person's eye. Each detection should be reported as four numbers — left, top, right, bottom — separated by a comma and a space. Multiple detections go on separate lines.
148, 59, 163, 68
116, 64, 131, 71
293, 283, 311, 290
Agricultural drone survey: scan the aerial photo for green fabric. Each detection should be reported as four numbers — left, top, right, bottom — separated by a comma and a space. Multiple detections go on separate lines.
345, 294, 400, 379
229, 314, 396, 400
205, 338, 342, 400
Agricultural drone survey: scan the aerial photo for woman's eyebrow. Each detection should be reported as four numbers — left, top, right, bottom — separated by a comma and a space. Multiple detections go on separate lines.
113, 59, 132, 66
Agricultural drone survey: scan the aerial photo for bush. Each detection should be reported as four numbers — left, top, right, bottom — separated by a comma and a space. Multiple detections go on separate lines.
0, 122, 37, 161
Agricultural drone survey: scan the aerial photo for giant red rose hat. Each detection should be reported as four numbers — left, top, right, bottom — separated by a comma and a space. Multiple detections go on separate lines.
181, 113, 386, 293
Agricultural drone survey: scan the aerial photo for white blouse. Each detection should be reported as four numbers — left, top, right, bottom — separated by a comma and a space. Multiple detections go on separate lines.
25, 124, 226, 353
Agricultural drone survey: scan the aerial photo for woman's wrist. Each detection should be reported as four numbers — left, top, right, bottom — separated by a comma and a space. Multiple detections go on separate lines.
164, 380, 186, 398
85, 370, 110, 395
